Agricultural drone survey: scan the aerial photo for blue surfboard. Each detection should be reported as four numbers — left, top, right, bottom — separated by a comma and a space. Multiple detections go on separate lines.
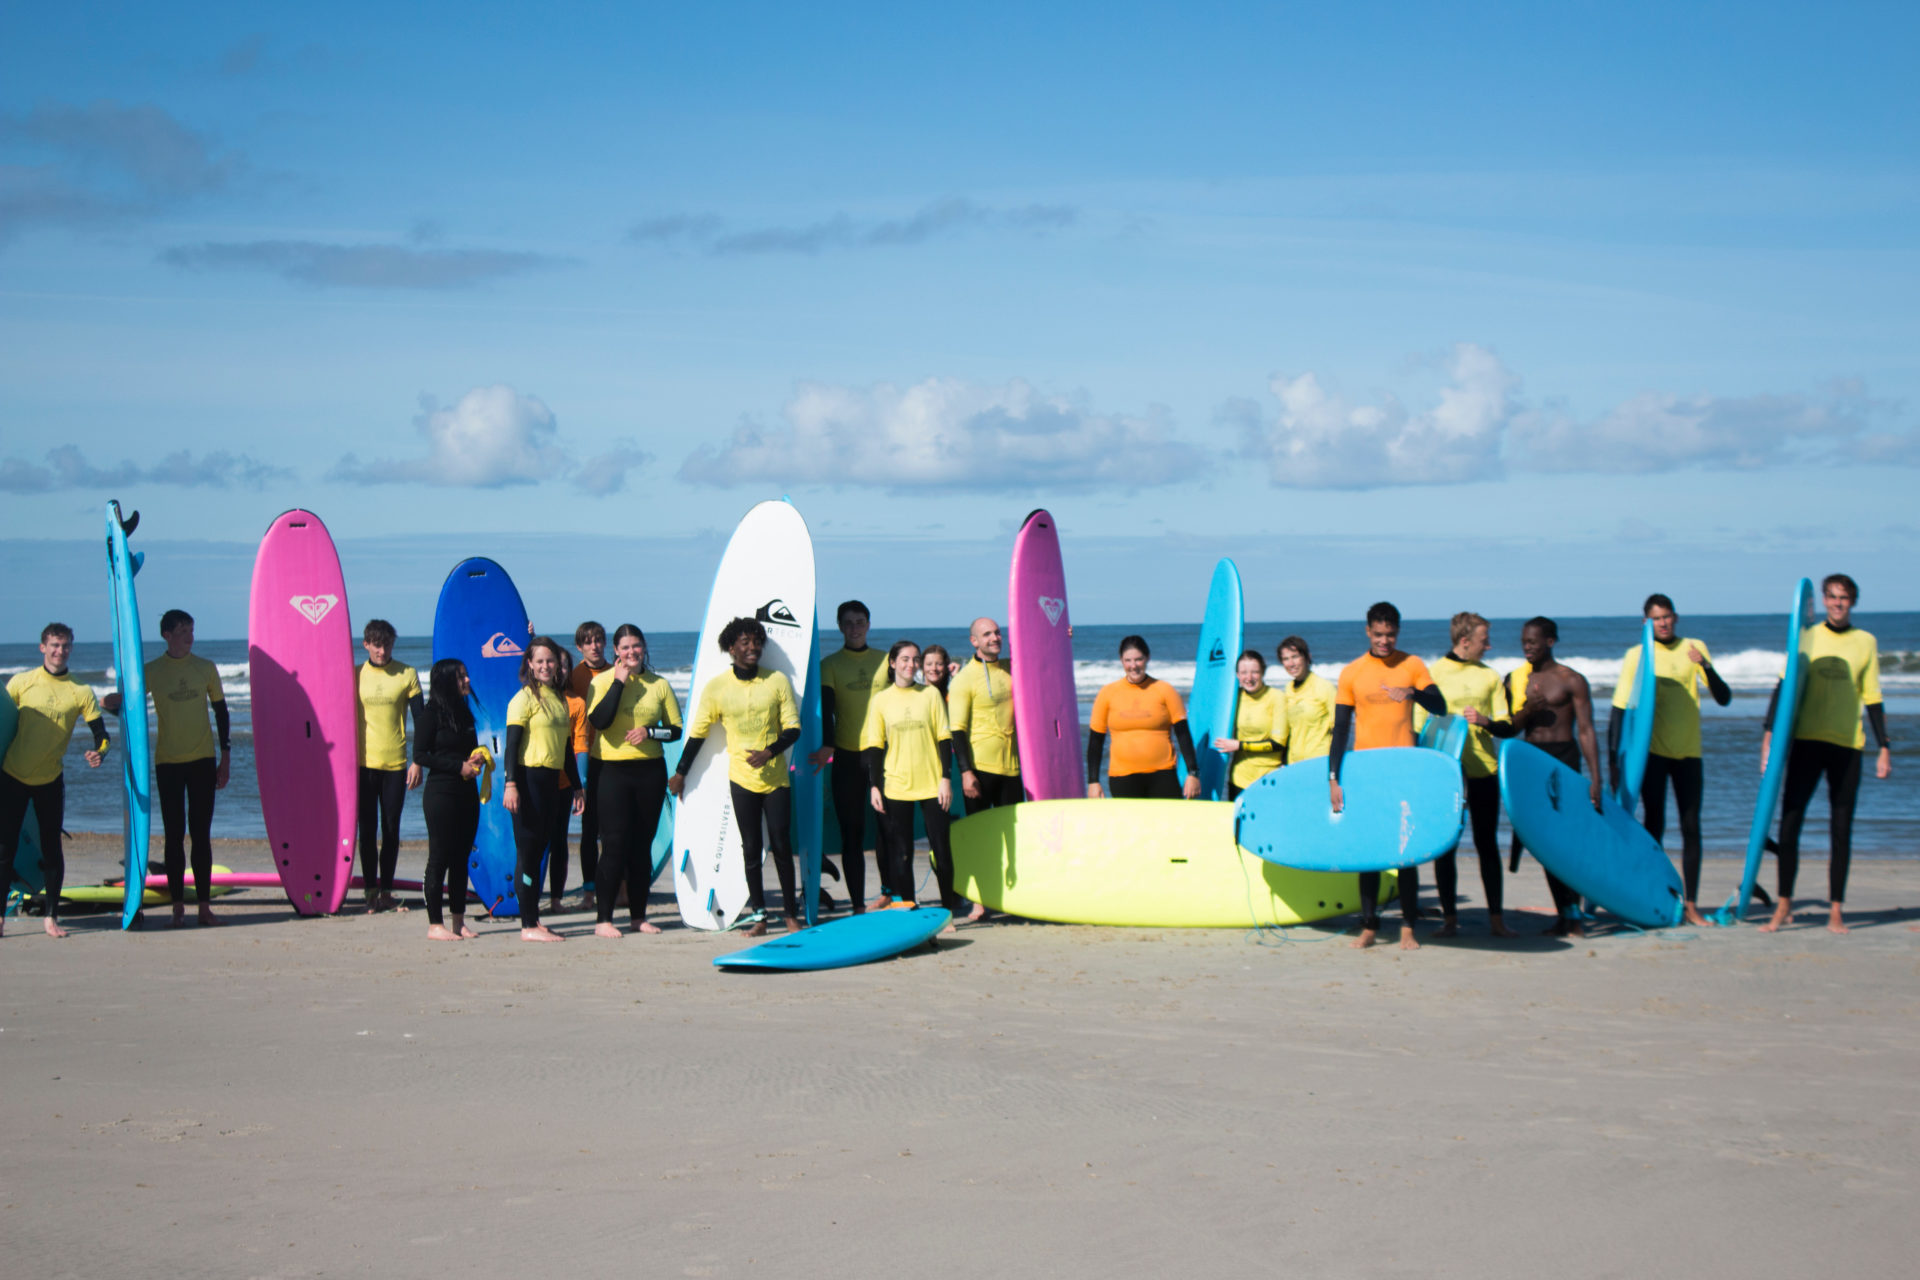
1500, 738, 1684, 928
1717, 577, 1817, 926
1416, 714, 1470, 761
105, 502, 150, 929
795, 601, 825, 925
1613, 619, 1657, 812
0, 691, 45, 911
1234, 747, 1465, 873
1179, 558, 1242, 802
432, 558, 533, 916
713, 905, 950, 971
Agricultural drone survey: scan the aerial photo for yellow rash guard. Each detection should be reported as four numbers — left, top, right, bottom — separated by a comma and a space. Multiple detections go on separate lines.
146, 652, 224, 765
356, 661, 421, 771
1613, 639, 1713, 760
947, 657, 1017, 776
688, 668, 801, 793
820, 647, 888, 753
861, 682, 952, 801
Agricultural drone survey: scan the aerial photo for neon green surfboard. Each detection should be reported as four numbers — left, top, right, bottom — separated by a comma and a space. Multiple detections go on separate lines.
950, 799, 1385, 927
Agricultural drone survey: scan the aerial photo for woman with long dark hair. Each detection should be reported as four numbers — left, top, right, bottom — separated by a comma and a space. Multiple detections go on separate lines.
416, 658, 482, 941
503, 636, 583, 942
586, 624, 682, 937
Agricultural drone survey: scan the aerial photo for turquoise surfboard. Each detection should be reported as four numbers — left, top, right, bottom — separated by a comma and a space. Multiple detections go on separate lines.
1416, 714, 1470, 761
1179, 558, 1242, 802
1500, 738, 1684, 928
1716, 577, 1817, 926
1613, 619, 1657, 812
105, 502, 151, 930
713, 905, 949, 971
0, 691, 45, 910
795, 599, 825, 925
1233, 747, 1465, 873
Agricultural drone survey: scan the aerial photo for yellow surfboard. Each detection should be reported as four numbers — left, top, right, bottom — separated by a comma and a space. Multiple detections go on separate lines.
950, 800, 1385, 927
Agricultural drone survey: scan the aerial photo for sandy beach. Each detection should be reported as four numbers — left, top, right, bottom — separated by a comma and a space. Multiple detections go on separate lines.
5, 834, 1917, 1279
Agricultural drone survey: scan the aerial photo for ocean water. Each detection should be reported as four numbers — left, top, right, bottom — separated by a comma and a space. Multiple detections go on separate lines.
7, 612, 1916, 858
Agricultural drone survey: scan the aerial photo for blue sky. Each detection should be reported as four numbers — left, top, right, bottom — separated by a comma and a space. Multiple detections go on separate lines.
4, 2, 1918, 636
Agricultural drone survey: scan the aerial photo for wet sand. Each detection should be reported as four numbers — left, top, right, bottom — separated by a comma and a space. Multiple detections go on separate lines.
5, 835, 1918, 1278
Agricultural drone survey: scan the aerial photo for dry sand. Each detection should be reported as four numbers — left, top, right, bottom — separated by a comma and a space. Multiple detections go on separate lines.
4, 835, 1918, 1279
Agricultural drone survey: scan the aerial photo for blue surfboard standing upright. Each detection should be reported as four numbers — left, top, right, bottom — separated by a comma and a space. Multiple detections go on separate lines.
1612, 619, 1657, 813
1717, 577, 1817, 926
432, 559, 533, 916
1179, 559, 1242, 802
105, 502, 151, 930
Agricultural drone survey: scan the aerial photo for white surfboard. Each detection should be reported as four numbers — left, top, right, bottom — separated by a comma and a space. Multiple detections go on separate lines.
673, 500, 816, 930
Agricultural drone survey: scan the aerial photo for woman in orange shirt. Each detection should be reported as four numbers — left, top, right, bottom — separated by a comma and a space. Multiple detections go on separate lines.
1086, 635, 1202, 801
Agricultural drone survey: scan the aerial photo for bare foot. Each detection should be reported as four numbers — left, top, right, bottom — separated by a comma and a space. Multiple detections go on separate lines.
965, 904, 989, 924
783, 914, 803, 933
1827, 904, 1849, 935
548, 897, 563, 917
1759, 898, 1792, 933
1399, 926, 1420, 951
580, 892, 596, 913
198, 906, 220, 926
1350, 927, 1378, 949
865, 894, 893, 912
454, 920, 477, 939
1683, 903, 1710, 927
593, 922, 622, 939
427, 923, 460, 941
1487, 912, 1518, 938
743, 920, 768, 938
1435, 916, 1459, 938
635, 920, 661, 934
520, 925, 563, 943
364, 896, 381, 914
171, 905, 188, 928
377, 892, 400, 912
45, 918, 69, 938
1566, 918, 1585, 939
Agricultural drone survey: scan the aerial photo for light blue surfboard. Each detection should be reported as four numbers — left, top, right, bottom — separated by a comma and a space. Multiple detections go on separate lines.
105, 502, 150, 930
432, 558, 533, 916
1500, 738, 1684, 928
1233, 747, 1465, 873
1179, 558, 1242, 802
795, 600, 825, 925
0, 691, 45, 912
1717, 577, 1817, 926
1416, 714, 1470, 761
713, 905, 950, 971
1613, 618, 1657, 813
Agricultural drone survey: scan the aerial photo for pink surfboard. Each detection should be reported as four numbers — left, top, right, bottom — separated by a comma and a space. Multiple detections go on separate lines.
1008, 509, 1084, 800
248, 510, 357, 915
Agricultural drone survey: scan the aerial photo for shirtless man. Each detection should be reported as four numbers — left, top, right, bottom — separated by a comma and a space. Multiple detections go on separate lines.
1506, 617, 1603, 937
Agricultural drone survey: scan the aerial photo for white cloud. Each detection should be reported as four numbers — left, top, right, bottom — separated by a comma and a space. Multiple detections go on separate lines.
0, 445, 286, 493
331, 386, 568, 488
680, 378, 1204, 491
573, 443, 654, 496
1508, 388, 1864, 473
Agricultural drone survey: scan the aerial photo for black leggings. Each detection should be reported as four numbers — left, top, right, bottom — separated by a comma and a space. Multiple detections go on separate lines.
0, 772, 63, 909
1359, 866, 1419, 930
1776, 739, 1862, 902
1434, 772, 1503, 917
1511, 741, 1581, 918
1641, 753, 1705, 900
731, 782, 797, 919
357, 766, 407, 897
1108, 768, 1180, 799
968, 769, 1023, 810
830, 758, 870, 905
156, 757, 216, 906
422, 780, 478, 926
596, 758, 668, 925
879, 795, 959, 908
511, 766, 568, 926
578, 754, 601, 889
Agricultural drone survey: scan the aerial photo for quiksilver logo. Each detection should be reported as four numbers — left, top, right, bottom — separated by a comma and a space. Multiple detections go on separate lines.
289, 595, 338, 625
481, 632, 525, 658
1207, 641, 1226, 663
756, 599, 800, 628
1037, 596, 1065, 626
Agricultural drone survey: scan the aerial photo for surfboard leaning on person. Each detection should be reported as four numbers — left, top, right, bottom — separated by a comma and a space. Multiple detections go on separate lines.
671, 617, 805, 938
1, 623, 110, 939
862, 640, 961, 922
355, 618, 424, 914
1214, 649, 1285, 800
1086, 635, 1202, 801
810, 599, 888, 914
1504, 616, 1604, 938
586, 624, 682, 938
568, 620, 612, 911
1761, 573, 1891, 936
1328, 602, 1450, 951
1418, 612, 1519, 938
1614, 593, 1732, 928
105, 608, 231, 927
502, 637, 584, 942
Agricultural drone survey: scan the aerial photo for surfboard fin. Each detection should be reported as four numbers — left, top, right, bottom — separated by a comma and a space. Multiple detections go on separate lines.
706, 889, 719, 919
130, 550, 145, 576
119, 507, 139, 537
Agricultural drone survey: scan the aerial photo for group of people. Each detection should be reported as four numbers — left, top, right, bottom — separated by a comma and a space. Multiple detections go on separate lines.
0, 574, 1890, 946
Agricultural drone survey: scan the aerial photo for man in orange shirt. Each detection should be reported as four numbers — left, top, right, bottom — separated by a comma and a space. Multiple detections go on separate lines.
1329, 602, 1449, 950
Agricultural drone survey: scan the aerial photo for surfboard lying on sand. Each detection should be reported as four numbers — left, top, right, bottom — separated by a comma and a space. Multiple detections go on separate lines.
1233, 748, 1465, 874
713, 906, 949, 970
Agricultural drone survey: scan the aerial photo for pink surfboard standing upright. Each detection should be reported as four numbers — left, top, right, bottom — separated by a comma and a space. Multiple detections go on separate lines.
248, 510, 357, 914
1008, 509, 1084, 800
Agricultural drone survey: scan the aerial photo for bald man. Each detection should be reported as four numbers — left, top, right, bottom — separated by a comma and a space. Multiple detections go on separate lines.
948, 617, 1021, 813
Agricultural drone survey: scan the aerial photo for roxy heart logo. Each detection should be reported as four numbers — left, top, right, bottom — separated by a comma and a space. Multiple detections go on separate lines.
756, 598, 800, 628
1037, 596, 1065, 626
481, 632, 525, 659
289, 594, 339, 625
